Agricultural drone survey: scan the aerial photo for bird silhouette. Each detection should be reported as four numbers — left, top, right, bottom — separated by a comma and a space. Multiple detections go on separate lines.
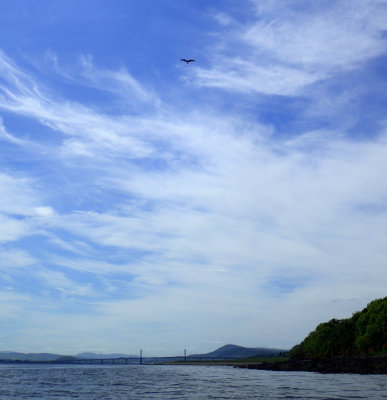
181, 59, 195, 64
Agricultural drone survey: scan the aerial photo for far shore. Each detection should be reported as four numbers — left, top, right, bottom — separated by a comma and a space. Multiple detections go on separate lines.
162, 357, 289, 367
236, 355, 387, 375
161, 360, 252, 366
164, 355, 387, 375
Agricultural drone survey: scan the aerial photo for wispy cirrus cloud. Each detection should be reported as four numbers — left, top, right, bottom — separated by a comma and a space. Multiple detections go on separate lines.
0, 249, 36, 269
194, 0, 387, 95
77, 54, 158, 105
2, 47, 387, 286
0, 172, 56, 245
248, 0, 387, 68
38, 268, 96, 298
0, 51, 159, 161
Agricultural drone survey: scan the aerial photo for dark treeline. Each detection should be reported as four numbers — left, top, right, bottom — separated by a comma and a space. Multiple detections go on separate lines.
290, 297, 387, 358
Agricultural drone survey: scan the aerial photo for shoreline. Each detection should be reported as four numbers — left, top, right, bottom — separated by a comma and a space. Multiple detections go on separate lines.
162, 360, 256, 366
236, 356, 387, 374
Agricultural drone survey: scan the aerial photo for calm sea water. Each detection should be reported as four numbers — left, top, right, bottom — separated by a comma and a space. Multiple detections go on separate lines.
0, 364, 386, 400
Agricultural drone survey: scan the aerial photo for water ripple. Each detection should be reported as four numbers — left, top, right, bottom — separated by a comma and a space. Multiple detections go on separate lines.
0, 364, 386, 399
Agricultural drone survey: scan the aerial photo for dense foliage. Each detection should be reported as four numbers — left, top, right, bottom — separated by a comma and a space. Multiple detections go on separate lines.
291, 297, 387, 358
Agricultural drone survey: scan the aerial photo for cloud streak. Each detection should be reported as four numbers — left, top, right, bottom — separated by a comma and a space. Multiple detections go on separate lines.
195, 0, 387, 95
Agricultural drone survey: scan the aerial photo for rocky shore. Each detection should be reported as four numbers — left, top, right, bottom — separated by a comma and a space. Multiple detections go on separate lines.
237, 356, 387, 374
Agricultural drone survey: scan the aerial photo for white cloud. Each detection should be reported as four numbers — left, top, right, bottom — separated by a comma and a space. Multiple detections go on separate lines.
34, 206, 55, 217
0, 249, 36, 269
37, 122, 387, 314
48, 255, 133, 276
197, 0, 387, 95
0, 215, 31, 243
0, 51, 158, 161
77, 54, 158, 104
38, 269, 96, 297
0, 174, 38, 216
195, 61, 321, 95
247, 0, 387, 69
213, 12, 233, 26
0, 173, 57, 244
0, 291, 32, 319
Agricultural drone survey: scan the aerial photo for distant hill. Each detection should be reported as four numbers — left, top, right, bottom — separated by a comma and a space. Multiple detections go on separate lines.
55, 355, 79, 362
0, 351, 136, 361
190, 344, 286, 359
291, 296, 387, 358
0, 352, 63, 361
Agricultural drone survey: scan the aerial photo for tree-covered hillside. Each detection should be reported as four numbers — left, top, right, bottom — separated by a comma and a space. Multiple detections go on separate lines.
291, 297, 387, 358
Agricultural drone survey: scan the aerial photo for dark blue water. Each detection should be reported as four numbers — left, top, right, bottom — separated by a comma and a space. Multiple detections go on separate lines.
0, 364, 386, 399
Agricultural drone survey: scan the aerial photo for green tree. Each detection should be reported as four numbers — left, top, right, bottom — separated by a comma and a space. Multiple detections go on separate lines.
290, 297, 387, 358
355, 297, 387, 353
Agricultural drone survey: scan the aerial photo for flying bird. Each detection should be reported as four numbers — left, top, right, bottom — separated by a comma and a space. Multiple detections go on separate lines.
181, 58, 195, 64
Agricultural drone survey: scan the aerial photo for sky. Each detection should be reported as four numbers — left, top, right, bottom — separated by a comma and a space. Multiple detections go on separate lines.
0, 0, 386, 356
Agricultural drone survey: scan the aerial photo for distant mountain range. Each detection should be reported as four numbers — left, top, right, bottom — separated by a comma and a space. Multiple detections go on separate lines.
0, 344, 287, 362
0, 351, 62, 361
0, 351, 136, 361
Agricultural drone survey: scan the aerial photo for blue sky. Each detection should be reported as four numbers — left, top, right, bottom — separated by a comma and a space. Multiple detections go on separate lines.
0, 0, 386, 356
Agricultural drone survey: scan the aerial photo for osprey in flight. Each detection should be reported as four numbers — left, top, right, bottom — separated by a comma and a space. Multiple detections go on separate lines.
181, 58, 195, 64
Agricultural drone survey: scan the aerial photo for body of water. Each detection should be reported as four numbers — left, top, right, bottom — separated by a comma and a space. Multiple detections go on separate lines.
0, 364, 386, 399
